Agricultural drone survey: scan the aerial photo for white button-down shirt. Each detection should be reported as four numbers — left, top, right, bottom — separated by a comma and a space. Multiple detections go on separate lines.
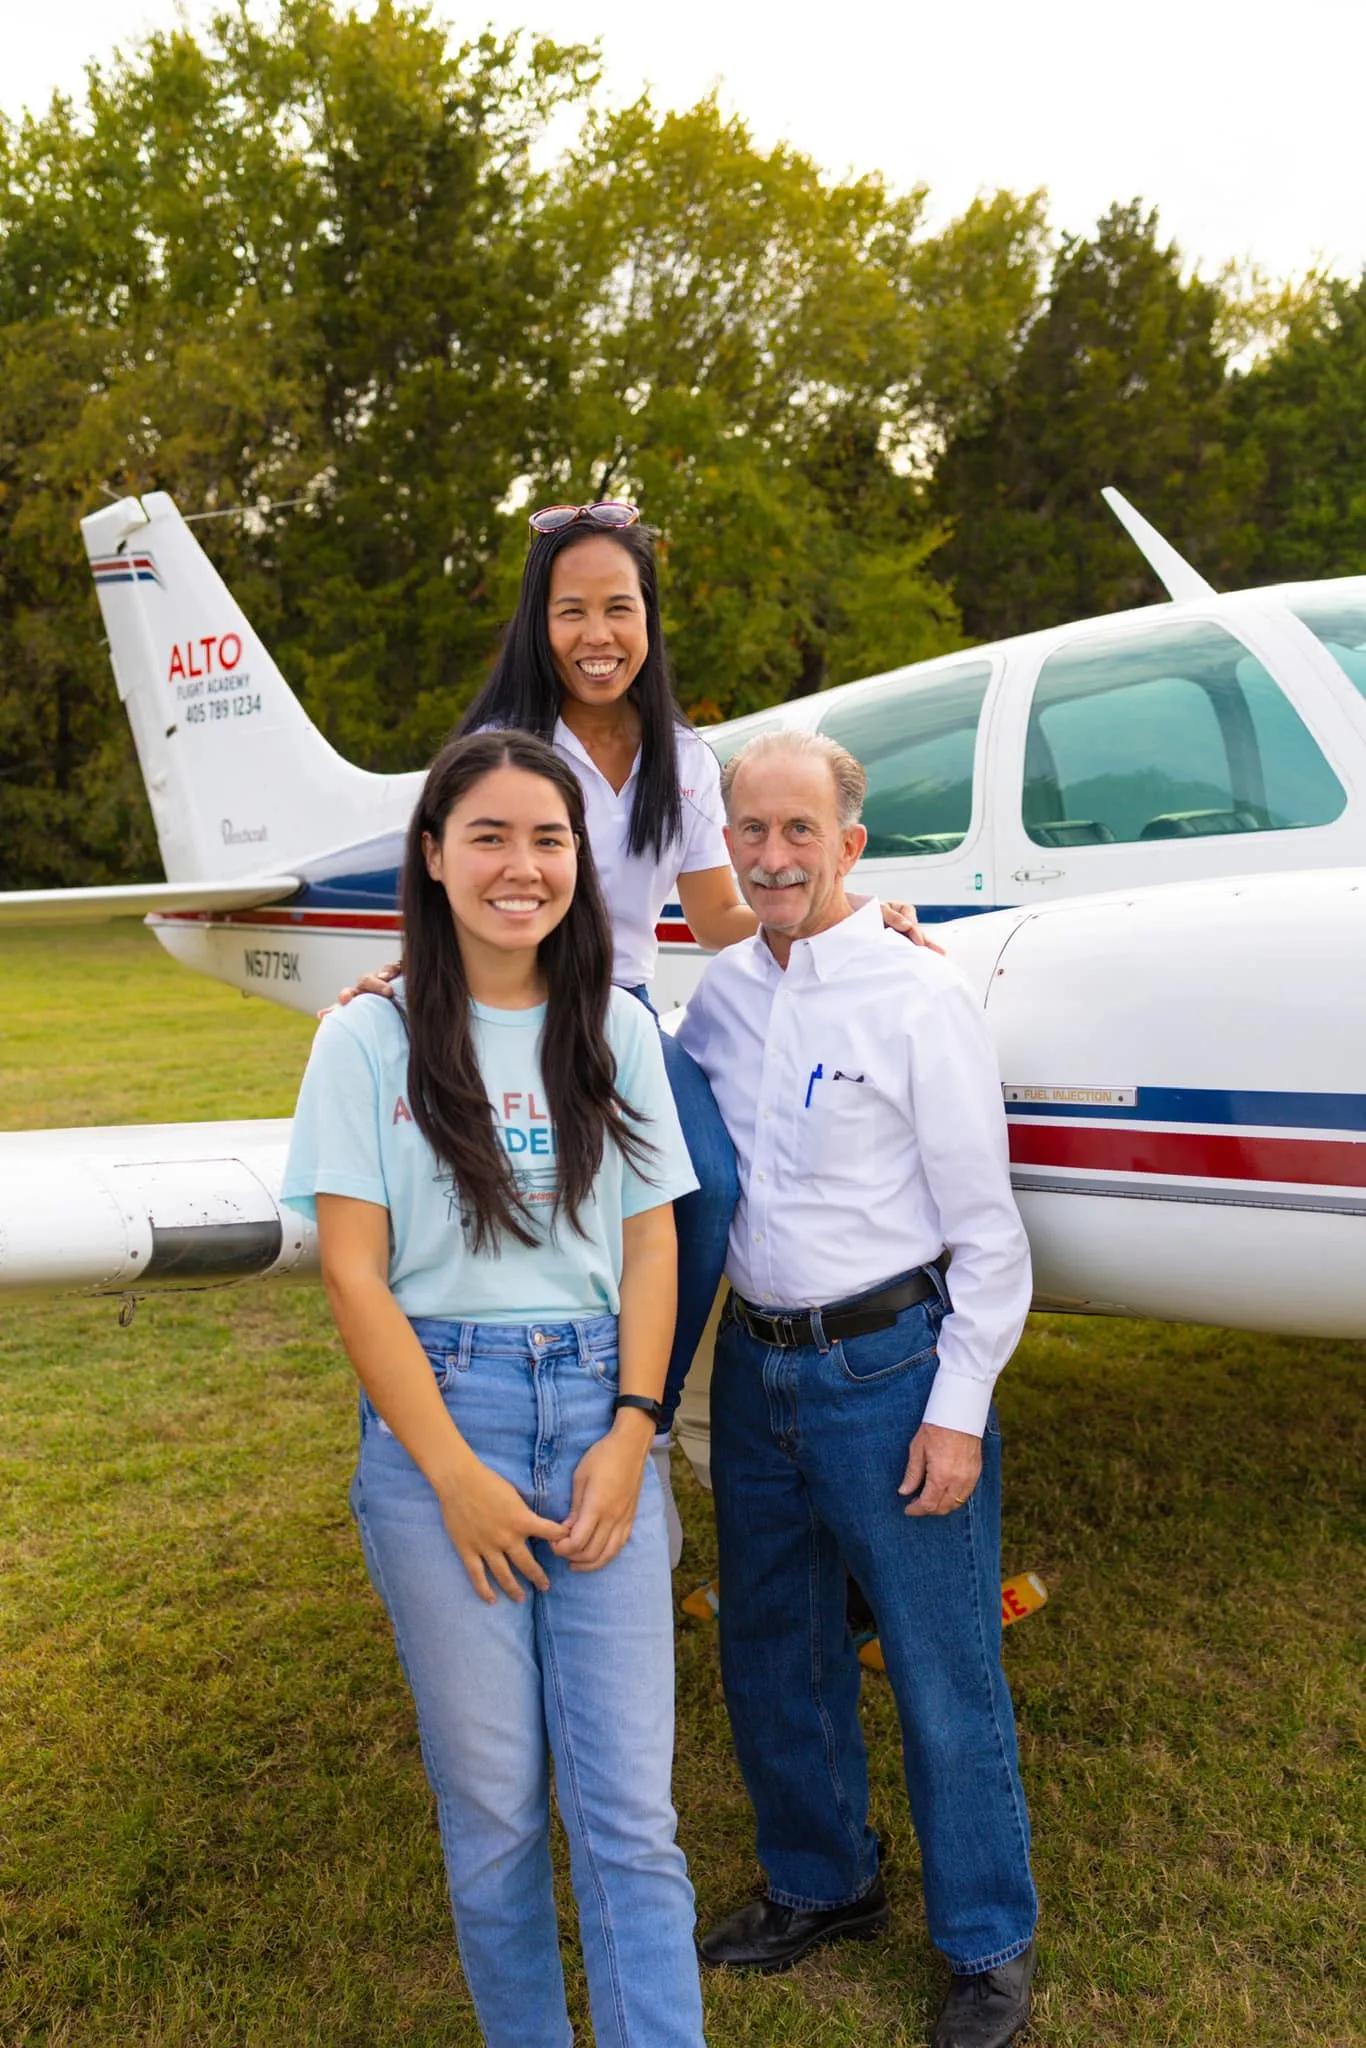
677, 897, 1032, 1435
554, 720, 729, 990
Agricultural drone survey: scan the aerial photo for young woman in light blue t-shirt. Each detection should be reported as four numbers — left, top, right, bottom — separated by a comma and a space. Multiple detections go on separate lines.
282, 730, 706, 2048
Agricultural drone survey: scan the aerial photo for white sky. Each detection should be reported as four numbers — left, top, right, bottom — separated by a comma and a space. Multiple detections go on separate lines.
6, 0, 1366, 283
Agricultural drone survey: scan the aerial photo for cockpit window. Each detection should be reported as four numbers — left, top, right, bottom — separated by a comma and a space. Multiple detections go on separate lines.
816, 660, 994, 858
1286, 583, 1366, 702
1023, 620, 1346, 847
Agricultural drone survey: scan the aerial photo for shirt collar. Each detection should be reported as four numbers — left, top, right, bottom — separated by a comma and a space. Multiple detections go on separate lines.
778, 894, 881, 983
555, 715, 641, 792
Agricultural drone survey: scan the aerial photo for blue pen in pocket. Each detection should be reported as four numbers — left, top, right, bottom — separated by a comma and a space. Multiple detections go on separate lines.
804, 1062, 824, 1109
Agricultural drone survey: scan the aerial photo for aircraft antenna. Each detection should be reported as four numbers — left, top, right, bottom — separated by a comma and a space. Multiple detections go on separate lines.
1101, 486, 1216, 602
182, 497, 312, 523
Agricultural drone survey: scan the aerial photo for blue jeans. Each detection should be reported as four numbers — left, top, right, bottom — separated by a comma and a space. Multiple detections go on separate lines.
351, 1315, 705, 2048
710, 1290, 1037, 1975
625, 987, 738, 1427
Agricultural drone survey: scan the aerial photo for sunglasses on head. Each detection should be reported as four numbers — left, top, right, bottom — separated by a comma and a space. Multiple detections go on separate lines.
527, 500, 640, 536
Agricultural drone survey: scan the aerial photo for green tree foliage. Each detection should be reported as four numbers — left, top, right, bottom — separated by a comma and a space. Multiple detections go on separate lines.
22, 11, 1366, 891
932, 203, 1251, 639
0, 2, 594, 884
1230, 275, 1366, 581
0, 12, 1053, 882
532, 102, 1046, 711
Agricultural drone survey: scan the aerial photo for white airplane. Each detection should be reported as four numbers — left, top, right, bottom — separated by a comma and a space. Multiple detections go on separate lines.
5, 486, 1366, 1014
1, 489, 1363, 1340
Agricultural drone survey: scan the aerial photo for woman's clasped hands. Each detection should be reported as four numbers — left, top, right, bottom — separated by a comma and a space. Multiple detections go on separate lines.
551, 1416, 653, 1573
440, 1422, 650, 1603
436, 1451, 565, 1606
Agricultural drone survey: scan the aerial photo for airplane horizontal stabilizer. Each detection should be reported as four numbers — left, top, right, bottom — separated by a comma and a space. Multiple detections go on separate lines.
0, 877, 299, 925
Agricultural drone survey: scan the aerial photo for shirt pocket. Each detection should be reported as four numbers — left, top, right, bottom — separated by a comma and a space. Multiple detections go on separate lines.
798, 1081, 880, 1180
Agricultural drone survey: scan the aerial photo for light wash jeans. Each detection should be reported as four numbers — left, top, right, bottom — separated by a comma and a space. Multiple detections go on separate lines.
351, 1313, 705, 2048
711, 1287, 1037, 1975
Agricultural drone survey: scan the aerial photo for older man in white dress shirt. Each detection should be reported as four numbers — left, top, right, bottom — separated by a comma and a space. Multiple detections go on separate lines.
677, 730, 1038, 2048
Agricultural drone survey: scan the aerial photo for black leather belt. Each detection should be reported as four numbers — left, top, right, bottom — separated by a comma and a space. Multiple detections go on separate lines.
731, 1256, 949, 1350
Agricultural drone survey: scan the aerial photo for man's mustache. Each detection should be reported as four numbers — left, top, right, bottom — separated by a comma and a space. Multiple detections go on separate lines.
745, 863, 811, 890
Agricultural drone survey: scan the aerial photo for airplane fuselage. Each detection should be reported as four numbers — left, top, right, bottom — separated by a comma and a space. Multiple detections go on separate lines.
147, 574, 1366, 1016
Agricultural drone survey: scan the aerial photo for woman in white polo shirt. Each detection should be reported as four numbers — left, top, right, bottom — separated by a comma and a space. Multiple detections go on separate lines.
356, 503, 922, 1556
456, 506, 755, 1546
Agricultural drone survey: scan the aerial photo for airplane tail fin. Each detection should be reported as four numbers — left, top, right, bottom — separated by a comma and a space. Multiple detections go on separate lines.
81, 493, 422, 880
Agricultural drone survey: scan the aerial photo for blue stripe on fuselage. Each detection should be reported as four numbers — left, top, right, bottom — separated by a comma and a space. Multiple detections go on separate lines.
289, 880, 1004, 919
898, 902, 1005, 923
288, 867, 403, 912
657, 900, 1007, 926
1005, 1087, 1366, 1133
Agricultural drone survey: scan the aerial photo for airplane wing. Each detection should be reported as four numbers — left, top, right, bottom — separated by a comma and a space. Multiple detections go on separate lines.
0, 1119, 314, 1296
0, 878, 300, 925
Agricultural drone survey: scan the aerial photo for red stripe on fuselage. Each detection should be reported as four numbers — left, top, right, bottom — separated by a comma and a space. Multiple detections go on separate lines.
162, 907, 695, 942
156, 908, 402, 932
1009, 1122, 1366, 1190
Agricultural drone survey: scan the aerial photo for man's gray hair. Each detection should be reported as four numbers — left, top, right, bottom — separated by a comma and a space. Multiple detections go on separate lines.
719, 728, 867, 828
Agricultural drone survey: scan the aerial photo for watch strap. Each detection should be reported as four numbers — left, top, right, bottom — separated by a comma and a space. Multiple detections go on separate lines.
612, 1393, 665, 1428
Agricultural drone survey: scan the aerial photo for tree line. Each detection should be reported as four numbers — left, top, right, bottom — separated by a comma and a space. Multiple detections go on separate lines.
2, 0, 1364, 886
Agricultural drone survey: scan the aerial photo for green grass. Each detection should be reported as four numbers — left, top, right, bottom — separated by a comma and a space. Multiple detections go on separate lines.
0, 922, 318, 1128
1, 922, 1363, 2045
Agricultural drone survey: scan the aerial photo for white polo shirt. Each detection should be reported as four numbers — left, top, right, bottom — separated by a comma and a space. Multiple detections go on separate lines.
553, 718, 729, 989
676, 897, 1032, 1435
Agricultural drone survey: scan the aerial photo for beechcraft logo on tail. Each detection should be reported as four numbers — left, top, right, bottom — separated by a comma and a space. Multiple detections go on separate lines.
90, 551, 164, 588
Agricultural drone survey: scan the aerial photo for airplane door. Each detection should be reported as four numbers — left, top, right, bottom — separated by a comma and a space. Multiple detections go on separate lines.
991, 609, 1361, 907
811, 654, 1002, 924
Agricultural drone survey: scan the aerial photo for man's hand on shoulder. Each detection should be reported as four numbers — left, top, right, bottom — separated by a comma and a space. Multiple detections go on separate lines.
899, 1421, 982, 1516
321, 961, 401, 1019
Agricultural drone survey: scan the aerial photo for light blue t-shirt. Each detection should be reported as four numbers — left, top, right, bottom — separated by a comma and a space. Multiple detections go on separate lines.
281, 986, 698, 1322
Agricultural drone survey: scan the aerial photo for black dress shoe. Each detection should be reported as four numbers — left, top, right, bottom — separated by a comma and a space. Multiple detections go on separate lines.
931, 1938, 1036, 2048
698, 1874, 888, 1972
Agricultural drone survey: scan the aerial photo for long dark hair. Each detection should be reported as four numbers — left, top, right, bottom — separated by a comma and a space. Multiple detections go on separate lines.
399, 731, 652, 1252
460, 522, 686, 859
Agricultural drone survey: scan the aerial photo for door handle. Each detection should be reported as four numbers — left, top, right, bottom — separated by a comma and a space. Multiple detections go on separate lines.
1011, 866, 1063, 883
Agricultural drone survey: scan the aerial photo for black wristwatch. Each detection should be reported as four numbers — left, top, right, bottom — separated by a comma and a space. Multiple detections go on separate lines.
612, 1393, 665, 1430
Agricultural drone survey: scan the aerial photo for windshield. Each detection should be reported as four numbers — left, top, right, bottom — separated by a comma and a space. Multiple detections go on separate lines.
818, 661, 993, 857
1286, 581, 1366, 702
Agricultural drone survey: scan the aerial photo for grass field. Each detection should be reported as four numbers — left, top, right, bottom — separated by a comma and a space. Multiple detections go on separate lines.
1, 923, 1363, 2047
